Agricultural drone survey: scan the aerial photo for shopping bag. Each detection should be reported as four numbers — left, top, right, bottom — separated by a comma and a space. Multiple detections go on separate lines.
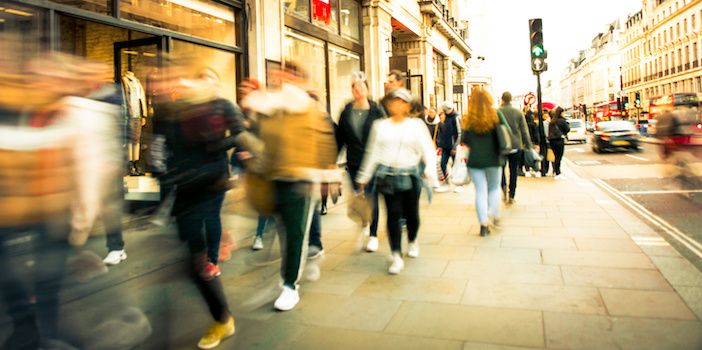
347, 192, 373, 226
449, 145, 471, 185
435, 148, 445, 182
547, 148, 556, 162
525, 148, 542, 172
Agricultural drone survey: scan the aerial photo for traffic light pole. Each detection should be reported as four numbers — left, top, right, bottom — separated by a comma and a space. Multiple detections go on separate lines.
536, 71, 547, 160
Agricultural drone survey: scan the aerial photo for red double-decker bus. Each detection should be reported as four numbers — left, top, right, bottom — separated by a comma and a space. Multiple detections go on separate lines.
593, 101, 628, 126
647, 92, 700, 135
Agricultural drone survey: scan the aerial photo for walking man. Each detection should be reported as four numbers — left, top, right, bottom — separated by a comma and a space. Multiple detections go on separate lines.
436, 101, 461, 193
498, 92, 533, 204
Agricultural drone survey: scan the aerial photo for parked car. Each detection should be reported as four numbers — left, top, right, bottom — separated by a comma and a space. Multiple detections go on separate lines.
591, 121, 641, 153
566, 119, 587, 143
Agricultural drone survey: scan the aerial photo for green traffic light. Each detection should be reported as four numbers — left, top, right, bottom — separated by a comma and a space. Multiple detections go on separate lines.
532, 45, 544, 57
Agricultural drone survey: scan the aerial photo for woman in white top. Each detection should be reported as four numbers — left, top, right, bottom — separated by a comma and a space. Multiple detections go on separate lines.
356, 88, 437, 275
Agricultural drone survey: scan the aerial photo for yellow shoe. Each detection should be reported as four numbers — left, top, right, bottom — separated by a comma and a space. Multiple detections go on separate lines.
197, 316, 235, 349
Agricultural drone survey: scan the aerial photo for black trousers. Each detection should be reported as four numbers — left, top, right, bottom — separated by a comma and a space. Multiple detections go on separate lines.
381, 179, 420, 253
550, 139, 565, 175
501, 151, 522, 199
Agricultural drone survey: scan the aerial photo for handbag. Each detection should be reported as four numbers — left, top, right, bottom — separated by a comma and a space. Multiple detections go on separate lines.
495, 111, 516, 155
347, 192, 373, 226
524, 148, 542, 172
547, 148, 556, 162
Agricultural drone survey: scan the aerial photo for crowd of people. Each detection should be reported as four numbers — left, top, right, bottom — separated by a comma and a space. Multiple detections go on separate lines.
0, 36, 577, 348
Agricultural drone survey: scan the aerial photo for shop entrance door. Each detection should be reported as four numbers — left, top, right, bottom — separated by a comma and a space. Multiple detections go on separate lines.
115, 37, 163, 194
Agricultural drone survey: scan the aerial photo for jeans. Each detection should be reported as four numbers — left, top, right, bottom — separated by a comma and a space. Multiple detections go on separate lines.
468, 167, 502, 225
275, 181, 316, 289
550, 138, 565, 175
175, 192, 230, 322
309, 204, 323, 249
348, 167, 379, 237
440, 147, 455, 181
501, 151, 522, 199
381, 179, 420, 253
255, 216, 275, 237
176, 192, 226, 264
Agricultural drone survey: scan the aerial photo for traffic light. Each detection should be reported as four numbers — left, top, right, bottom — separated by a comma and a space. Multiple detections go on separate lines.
529, 19, 547, 73
624, 96, 629, 108
617, 98, 622, 110
635, 92, 641, 107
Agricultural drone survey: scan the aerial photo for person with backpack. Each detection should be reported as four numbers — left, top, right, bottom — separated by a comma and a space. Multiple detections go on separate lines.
436, 101, 462, 193
548, 107, 570, 179
497, 92, 533, 204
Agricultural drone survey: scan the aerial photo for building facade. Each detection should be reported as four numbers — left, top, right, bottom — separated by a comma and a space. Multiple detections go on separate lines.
247, 0, 472, 118
560, 21, 623, 116
621, 0, 702, 115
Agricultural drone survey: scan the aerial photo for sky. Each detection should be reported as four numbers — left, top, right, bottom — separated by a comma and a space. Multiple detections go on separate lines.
465, 0, 642, 101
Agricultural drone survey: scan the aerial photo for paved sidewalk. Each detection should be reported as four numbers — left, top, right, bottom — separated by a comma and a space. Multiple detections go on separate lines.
47, 164, 702, 349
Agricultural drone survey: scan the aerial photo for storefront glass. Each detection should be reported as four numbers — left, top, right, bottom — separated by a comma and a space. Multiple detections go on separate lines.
284, 29, 327, 110
433, 51, 446, 106
339, 0, 359, 40
284, 0, 310, 22
171, 40, 238, 102
50, 0, 112, 15
328, 45, 360, 120
120, 0, 236, 44
0, 3, 46, 65
312, 0, 338, 34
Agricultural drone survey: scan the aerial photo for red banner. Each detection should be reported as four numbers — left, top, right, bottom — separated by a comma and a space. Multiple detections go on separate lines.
313, 0, 331, 24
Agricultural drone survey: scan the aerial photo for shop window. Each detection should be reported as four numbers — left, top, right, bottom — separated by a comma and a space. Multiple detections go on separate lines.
312, 0, 339, 34
284, 0, 310, 22
328, 45, 360, 120
171, 40, 238, 102
120, 0, 236, 45
284, 30, 327, 110
50, 0, 112, 15
0, 3, 46, 67
340, 0, 359, 40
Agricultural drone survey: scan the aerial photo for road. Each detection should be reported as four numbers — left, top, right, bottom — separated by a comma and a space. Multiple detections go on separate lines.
564, 138, 702, 271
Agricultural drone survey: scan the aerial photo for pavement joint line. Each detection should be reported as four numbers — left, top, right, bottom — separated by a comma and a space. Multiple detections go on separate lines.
620, 189, 702, 195
593, 178, 702, 259
625, 154, 649, 162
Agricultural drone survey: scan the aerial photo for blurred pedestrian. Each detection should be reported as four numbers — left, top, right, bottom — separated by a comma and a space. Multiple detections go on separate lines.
461, 87, 503, 237
548, 107, 570, 180
539, 111, 551, 177
356, 88, 436, 275
423, 107, 441, 146
523, 109, 539, 177
335, 76, 385, 252
498, 92, 533, 205
155, 67, 246, 349
436, 101, 462, 193
380, 70, 422, 118
242, 62, 338, 311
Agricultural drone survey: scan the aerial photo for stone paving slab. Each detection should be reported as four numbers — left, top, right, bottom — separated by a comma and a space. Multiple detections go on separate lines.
542, 250, 655, 269
290, 327, 464, 350
599, 288, 698, 320
353, 274, 467, 304
560, 265, 674, 291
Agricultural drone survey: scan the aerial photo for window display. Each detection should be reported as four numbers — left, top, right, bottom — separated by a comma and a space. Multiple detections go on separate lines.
328, 45, 360, 119
340, 0, 360, 40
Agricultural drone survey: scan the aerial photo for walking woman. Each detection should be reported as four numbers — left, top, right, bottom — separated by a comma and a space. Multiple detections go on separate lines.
356, 88, 436, 275
548, 107, 570, 180
461, 87, 503, 237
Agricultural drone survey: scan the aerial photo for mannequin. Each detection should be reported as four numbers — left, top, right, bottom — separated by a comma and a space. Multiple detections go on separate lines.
121, 71, 147, 175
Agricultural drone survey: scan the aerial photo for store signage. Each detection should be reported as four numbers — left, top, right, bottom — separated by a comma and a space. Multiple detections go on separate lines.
313, 0, 331, 24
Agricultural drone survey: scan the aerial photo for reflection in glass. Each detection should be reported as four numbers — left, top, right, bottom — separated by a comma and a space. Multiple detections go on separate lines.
283, 0, 310, 22
171, 40, 238, 102
50, 0, 112, 15
328, 45, 360, 120
340, 0, 359, 40
284, 30, 327, 111
0, 3, 45, 65
120, 0, 236, 45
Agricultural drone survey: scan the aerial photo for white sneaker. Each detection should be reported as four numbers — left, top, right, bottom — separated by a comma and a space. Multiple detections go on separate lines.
408, 242, 419, 258
453, 186, 464, 193
366, 237, 379, 252
555, 174, 567, 180
525, 172, 532, 178
103, 250, 127, 265
388, 254, 404, 275
252, 236, 264, 250
435, 185, 449, 193
274, 286, 300, 311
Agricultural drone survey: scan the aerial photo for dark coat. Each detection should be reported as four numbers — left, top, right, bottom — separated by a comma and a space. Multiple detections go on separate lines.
548, 116, 571, 140
335, 99, 386, 170
438, 111, 460, 150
